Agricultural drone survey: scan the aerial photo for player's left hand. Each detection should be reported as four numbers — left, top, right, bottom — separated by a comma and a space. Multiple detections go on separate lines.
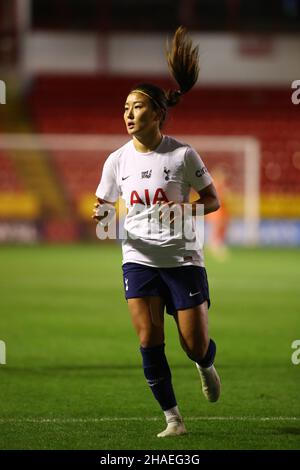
158, 201, 185, 225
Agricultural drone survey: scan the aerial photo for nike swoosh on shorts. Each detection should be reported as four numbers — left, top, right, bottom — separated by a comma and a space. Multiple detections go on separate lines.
189, 291, 201, 297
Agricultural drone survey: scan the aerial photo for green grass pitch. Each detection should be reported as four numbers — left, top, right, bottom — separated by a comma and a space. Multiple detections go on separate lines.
0, 244, 299, 450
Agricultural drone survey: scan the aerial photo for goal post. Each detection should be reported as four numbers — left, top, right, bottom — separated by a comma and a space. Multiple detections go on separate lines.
179, 136, 261, 245
0, 133, 261, 245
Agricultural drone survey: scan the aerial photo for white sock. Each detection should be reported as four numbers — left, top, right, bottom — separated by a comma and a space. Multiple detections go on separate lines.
163, 406, 182, 423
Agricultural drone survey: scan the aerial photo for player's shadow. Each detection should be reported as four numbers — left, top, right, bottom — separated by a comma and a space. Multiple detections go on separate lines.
276, 427, 300, 435
4, 363, 194, 373
51, 362, 198, 371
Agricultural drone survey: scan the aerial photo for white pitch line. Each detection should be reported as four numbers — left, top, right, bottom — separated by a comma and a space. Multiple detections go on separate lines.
0, 417, 299, 424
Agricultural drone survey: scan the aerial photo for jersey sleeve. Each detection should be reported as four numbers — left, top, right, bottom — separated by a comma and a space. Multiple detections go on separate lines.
95, 154, 120, 202
183, 147, 213, 192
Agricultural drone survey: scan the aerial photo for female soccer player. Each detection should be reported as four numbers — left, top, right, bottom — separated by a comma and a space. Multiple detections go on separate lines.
93, 27, 221, 438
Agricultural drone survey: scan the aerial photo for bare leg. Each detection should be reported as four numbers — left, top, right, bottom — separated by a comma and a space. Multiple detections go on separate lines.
173, 301, 209, 362
174, 301, 221, 402
127, 296, 164, 347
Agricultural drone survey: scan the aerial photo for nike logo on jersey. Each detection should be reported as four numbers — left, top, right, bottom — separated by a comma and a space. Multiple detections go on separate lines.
122, 175, 130, 180
189, 291, 201, 297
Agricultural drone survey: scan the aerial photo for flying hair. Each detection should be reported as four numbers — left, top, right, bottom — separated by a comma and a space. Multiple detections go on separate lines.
165, 26, 200, 107
129, 26, 200, 127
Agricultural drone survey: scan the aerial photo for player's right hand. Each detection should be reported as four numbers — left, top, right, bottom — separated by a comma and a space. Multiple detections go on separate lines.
92, 202, 101, 222
92, 199, 116, 225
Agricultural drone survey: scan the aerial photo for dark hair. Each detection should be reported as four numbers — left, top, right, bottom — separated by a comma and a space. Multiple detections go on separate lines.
130, 26, 199, 127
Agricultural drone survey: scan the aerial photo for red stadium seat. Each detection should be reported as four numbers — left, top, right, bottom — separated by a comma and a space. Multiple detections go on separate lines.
26, 75, 300, 205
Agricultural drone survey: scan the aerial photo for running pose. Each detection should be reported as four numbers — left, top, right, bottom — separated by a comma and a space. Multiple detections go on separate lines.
93, 27, 221, 438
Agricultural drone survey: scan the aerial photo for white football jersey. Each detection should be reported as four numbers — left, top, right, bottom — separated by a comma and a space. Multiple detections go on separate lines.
95, 135, 212, 267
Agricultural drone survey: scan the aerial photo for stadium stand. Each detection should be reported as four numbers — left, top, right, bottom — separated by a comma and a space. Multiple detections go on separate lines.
26, 75, 300, 220
1, 74, 299, 239
0, 149, 23, 191
0, 94, 69, 218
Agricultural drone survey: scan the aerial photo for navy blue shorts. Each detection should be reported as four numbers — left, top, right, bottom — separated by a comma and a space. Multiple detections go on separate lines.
122, 262, 210, 315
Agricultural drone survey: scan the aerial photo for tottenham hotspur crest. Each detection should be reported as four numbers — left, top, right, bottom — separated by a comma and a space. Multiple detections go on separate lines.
164, 167, 171, 181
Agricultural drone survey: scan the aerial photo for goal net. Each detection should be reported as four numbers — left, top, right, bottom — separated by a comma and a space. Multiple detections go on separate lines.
180, 136, 261, 246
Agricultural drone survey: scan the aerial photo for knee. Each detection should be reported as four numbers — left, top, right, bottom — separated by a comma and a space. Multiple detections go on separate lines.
139, 328, 165, 349
182, 338, 209, 363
